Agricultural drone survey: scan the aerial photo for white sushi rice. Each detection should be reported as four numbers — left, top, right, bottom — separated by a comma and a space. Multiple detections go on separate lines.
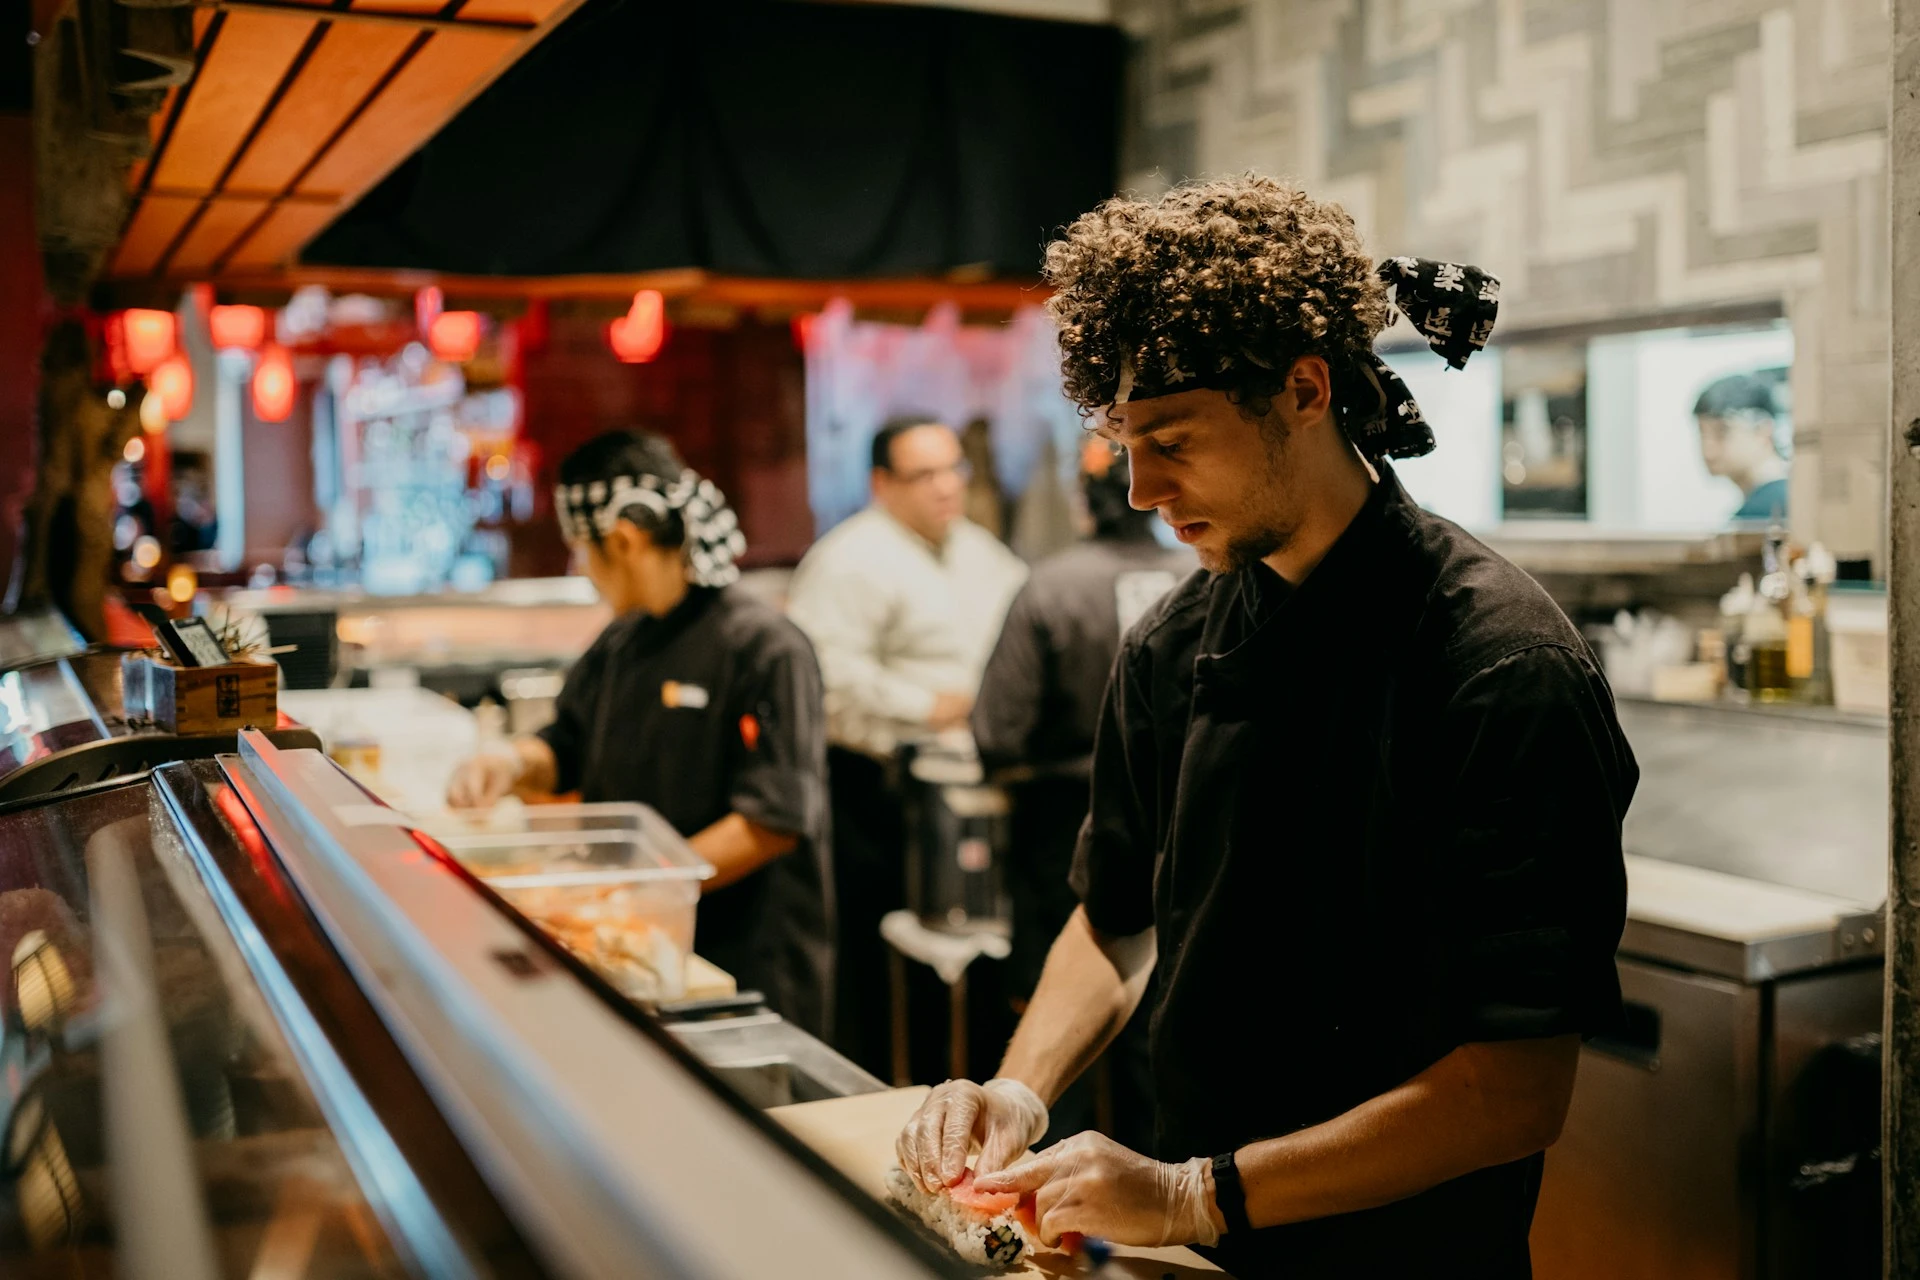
884, 1166, 1037, 1269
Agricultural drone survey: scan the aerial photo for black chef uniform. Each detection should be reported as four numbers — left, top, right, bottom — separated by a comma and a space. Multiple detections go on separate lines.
1072, 464, 1637, 1278
539, 584, 833, 1036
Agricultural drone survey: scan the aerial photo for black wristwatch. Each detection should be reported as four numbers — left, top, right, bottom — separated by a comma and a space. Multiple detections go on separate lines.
1211, 1149, 1251, 1236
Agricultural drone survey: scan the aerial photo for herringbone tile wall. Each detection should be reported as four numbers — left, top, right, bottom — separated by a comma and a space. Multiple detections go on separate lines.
1116, 0, 1890, 562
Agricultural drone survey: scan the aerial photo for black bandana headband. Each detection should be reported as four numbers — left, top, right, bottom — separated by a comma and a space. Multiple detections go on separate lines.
1117, 255, 1501, 461
554, 469, 747, 588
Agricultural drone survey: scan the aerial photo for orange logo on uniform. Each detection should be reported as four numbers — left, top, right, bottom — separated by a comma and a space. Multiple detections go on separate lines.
739, 714, 761, 751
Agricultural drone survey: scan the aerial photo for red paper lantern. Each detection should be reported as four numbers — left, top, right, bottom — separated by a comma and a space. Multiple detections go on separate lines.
429, 310, 483, 363
252, 345, 296, 423
608, 290, 667, 363
122, 309, 176, 375
149, 355, 194, 420
208, 304, 268, 351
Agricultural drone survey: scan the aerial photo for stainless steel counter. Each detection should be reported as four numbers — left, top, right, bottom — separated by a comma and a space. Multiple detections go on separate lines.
1621, 855, 1881, 982
669, 1012, 886, 1109
1617, 697, 1887, 908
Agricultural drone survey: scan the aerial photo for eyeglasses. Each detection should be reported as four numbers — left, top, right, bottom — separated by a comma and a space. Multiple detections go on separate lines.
888, 460, 973, 486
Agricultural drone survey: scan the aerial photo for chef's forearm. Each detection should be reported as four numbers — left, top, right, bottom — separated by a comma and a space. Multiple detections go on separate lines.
997, 907, 1154, 1107
509, 737, 559, 798
1233, 1035, 1581, 1230
688, 813, 798, 892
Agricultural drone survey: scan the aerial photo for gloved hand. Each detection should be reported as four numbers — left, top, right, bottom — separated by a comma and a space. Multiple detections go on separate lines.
974, 1131, 1225, 1249
446, 753, 522, 809
895, 1077, 1050, 1192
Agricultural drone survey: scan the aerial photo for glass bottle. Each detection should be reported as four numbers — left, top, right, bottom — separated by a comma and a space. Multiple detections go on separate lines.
1745, 572, 1793, 702
1721, 572, 1755, 695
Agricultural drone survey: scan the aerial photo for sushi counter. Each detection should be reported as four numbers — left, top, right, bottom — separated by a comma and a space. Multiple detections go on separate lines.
0, 730, 960, 1279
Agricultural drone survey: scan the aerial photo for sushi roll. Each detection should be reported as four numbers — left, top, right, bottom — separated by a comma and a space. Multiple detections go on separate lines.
884, 1166, 1037, 1269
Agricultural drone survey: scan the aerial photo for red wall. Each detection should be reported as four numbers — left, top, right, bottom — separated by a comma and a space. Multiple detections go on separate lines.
516, 311, 813, 575
0, 114, 46, 604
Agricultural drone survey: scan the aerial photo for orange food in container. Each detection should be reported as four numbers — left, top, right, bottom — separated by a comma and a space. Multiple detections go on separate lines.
420, 803, 713, 1002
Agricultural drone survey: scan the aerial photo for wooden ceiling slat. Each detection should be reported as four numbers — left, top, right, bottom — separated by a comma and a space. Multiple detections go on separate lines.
345, 0, 451, 13
456, 0, 569, 26
224, 24, 418, 196
152, 12, 318, 194
222, 200, 342, 272
166, 197, 274, 275
111, 196, 202, 276
294, 28, 518, 199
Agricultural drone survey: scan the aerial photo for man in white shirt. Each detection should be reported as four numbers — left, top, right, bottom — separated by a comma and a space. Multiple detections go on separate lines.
788, 416, 1027, 1074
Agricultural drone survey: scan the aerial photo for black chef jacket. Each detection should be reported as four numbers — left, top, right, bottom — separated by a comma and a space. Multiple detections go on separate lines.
539, 586, 833, 1036
1071, 465, 1636, 1278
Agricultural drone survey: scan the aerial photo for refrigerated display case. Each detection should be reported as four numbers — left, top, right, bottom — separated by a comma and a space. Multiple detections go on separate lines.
0, 732, 954, 1279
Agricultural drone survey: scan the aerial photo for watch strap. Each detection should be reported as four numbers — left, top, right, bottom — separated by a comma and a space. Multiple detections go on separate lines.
1210, 1149, 1251, 1236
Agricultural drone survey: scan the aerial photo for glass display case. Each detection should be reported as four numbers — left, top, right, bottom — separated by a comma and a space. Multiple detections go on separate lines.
0, 736, 955, 1279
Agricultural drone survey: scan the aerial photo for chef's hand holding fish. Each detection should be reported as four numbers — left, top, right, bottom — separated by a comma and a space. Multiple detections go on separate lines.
896, 1077, 1050, 1192
974, 1131, 1224, 1250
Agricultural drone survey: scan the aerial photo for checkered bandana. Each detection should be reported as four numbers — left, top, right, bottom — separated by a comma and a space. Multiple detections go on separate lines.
1118, 255, 1501, 462
553, 469, 747, 588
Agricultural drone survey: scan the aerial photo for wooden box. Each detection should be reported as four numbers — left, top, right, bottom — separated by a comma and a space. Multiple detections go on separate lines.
122, 653, 279, 735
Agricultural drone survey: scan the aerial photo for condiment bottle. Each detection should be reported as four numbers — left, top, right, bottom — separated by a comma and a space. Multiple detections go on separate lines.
1803, 542, 1837, 705
1745, 572, 1793, 702
1721, 572, 1756, 694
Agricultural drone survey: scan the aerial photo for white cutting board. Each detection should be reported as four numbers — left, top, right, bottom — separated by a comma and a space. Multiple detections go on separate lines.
770, 1086, 1223, 1278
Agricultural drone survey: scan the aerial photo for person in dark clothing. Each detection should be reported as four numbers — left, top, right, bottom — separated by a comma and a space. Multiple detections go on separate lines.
896, 177, 1636, 1279
970, 443, 1188, 1151
447, 431, 833, 1035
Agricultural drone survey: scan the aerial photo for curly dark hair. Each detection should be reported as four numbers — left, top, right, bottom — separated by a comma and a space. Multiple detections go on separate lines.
1043, 175, 1393, 418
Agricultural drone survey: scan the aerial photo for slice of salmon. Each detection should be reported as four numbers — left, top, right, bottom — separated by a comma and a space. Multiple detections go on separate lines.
945, 1169, 1022, 1217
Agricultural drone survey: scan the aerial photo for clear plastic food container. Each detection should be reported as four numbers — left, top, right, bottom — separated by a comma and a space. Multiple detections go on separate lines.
416, 803, 713, 1002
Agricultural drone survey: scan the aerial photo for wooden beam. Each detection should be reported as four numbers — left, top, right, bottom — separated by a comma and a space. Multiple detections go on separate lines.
1887, 2, 1920, 1273
122, 265, 1053, 312
199, 0, 537, 32
264, 0, 593, 255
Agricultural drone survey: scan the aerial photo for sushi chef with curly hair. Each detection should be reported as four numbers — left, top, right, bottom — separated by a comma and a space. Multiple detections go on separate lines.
896, 176, 1638, 1278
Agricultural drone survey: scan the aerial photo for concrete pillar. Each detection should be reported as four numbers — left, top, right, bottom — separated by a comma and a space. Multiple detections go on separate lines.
1886, 6, 1920, 1273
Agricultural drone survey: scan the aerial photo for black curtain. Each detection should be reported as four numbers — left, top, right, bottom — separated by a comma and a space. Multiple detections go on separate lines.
306, 0, 1124, 279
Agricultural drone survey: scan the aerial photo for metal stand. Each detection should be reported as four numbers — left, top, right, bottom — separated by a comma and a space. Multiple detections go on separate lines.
879, 910, 1008, 1087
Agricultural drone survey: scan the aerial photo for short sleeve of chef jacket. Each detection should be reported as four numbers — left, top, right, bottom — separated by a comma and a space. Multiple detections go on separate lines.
538, 624, 619, 796
723, 624, 829, 844
1425, 642, 1633, 1042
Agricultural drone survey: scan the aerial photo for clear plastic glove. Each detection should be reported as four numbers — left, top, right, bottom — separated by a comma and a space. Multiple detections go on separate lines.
895, 1077, 1050, 1192
445, 753, 521, 809
974, 1131, 1224, 1249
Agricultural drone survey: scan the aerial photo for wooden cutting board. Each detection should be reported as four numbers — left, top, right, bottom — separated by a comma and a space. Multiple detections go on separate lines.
770, 1087, 1224, 1278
